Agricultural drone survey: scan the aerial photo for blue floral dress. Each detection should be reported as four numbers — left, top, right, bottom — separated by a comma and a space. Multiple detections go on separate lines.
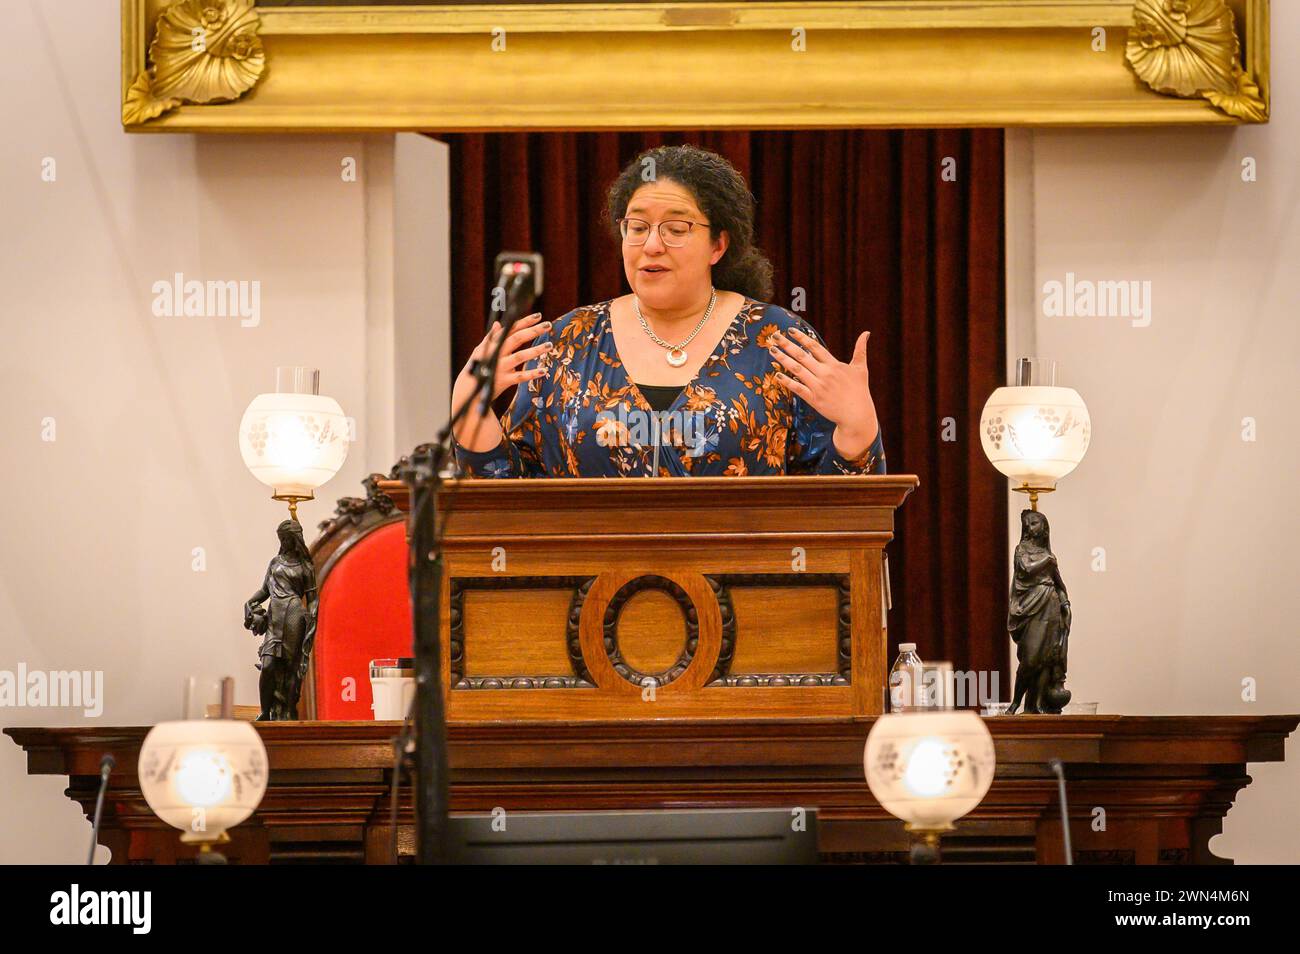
452, 296, 886, 478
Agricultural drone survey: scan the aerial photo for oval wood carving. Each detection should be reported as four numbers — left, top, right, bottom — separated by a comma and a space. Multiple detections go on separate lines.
574, 572, 725, 694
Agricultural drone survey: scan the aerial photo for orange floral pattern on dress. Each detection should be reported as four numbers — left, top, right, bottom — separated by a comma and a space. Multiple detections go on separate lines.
453, 297, 885, 479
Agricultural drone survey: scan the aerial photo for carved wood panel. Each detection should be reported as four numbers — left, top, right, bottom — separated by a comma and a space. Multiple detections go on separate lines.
447, 571, 851, 692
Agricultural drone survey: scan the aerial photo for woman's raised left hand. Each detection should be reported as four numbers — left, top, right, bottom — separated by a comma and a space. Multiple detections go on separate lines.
769, 326, 880, 457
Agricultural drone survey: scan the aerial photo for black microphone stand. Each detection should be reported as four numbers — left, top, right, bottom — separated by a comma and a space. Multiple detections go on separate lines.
398, 443, 451, 865
87, 754, 115, 865
399, 268, 534, 864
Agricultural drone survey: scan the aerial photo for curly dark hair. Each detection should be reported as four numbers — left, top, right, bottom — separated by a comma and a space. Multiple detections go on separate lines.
604, 144, 774, 302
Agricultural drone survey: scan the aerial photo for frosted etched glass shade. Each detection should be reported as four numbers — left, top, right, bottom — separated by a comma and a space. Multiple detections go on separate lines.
239, 368, 348, 497
138, 720, 268, 841
980, 385, 1090, 491
863, 711, 995, 830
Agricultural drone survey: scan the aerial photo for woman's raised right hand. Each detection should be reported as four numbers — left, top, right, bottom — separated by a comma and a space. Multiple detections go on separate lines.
450, 312, 552, 452
451, 312, 553, 418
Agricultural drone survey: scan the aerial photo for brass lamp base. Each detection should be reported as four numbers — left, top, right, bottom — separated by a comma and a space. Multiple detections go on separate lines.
272, 492, 314, 522
904, 823, 955, 864
180, 829, 231, 864
1013, 484, 1055, 512
180, 829, 231, 847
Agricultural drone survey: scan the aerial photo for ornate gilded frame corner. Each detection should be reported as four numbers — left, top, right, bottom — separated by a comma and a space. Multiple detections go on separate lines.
121, 1, 1270, 132
123, 0, 266, 126
1126, 0, 1268, 121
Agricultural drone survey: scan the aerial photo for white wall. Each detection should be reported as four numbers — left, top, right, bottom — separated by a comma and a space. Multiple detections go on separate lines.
1021, 1, 1299, 863
0, 2, 451, 862
361, 133, 450, 470
395, 135, 452, 453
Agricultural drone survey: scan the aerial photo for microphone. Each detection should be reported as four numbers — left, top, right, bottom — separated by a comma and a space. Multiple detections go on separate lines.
87, 753, 115, 865
1048, 757, 1073, 865
475, 252, 545, 416
491, 252, 543, 330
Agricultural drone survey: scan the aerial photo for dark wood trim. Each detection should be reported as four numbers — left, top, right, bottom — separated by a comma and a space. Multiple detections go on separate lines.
7, 714, 1295, 865
377, 474, 920, 517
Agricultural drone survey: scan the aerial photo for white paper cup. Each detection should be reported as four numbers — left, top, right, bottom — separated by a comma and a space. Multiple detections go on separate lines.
369, 658, 415, 721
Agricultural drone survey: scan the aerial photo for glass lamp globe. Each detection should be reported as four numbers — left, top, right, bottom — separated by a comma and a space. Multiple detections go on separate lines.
138, 719, 268, 847
239, 367, 348, 516
980, 358, 1090, 508
864, 711, 996, 834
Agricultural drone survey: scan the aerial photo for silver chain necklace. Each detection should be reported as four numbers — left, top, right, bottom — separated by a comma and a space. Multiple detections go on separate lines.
634, 288, 717, 367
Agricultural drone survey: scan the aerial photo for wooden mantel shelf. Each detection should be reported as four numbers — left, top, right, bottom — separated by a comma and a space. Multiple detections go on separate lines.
7, 714, 1296, 865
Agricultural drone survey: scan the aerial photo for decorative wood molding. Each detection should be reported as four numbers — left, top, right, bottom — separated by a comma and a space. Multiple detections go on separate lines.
823, 850, 914, 864
121, 1, 1270, 132
380, 474, 918, 536
311, 473, 400, 580
596, 573, 728, 689
708, 572, 852, 686
445, 570, 855, 693
447, 575, 598, 688
1076, 849, 1137, 864
316, 473, 397, 542
565, 577, 600, 688
457, 675, 589, 690
9, 715, 1296, 864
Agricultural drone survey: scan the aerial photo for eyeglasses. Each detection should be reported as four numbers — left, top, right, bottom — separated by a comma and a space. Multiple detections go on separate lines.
618, 217, 711, 248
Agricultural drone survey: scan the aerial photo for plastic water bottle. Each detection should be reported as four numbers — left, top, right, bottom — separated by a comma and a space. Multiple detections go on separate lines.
889, 643, 924, 712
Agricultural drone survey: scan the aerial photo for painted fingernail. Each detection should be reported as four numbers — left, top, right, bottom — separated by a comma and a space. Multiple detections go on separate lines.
769, 346, 780, 354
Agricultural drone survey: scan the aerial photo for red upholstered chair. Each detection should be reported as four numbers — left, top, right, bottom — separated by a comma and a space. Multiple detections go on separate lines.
308, 515, 411, 720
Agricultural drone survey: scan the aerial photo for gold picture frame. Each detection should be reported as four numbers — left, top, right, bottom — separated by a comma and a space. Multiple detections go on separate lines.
121, 1, 1270, 132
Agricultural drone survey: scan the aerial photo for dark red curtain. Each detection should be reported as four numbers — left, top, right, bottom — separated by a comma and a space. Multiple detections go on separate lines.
429, 129, 1007, 685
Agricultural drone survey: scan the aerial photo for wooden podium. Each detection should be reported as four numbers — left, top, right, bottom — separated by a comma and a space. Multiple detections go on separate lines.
380, 474, 917, 723
10, 475, 1299, 865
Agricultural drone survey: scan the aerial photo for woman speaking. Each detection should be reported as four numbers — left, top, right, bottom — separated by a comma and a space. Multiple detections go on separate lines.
450, 144, 885, 478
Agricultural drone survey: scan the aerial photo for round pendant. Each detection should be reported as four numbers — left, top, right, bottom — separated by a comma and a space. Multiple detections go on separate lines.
666, 348, 688, 367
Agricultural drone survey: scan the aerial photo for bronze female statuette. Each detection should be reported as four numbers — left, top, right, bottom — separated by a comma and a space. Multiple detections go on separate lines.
243, 519, 318, 721
1006, 509, 1072, 714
